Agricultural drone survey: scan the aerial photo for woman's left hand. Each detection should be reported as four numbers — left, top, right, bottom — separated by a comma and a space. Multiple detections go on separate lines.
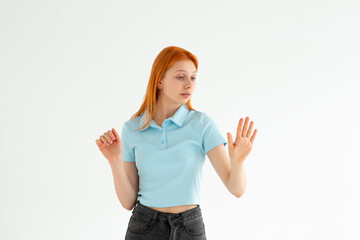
227, 116, 258, 163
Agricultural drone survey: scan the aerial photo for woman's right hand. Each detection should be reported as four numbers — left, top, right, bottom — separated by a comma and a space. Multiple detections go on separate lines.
95, 128, 122, 165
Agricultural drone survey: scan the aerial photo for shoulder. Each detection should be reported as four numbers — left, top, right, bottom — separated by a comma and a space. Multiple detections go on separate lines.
188, 108, 206, 119
187, 109, 214, 129
122, 115, 142, 134
191, 109, 212, 122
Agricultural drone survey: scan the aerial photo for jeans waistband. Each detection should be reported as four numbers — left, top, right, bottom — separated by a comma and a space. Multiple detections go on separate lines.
133, 200, 202, 222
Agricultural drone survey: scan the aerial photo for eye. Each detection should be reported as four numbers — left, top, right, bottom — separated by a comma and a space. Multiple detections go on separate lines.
177, 76, 196, 81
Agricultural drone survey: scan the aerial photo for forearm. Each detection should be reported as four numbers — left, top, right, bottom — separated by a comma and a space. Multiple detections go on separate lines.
110, 161, 137, 210
226, 159, 247, 197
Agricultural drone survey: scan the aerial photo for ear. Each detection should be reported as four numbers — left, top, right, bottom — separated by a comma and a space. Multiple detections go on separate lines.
158, 78, 163, 89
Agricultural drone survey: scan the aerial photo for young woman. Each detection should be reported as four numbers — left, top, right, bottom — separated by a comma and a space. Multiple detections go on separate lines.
95, 46, 258, 239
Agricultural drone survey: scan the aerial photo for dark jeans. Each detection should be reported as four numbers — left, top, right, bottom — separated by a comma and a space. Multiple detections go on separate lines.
125, 200, 207, 240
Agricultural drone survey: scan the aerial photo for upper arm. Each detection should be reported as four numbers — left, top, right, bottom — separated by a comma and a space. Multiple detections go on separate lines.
123, 162, 139, 194
207, 144, 231, 187
120, 124, 138, 193
201, 113, 227, 154
201, 112, 229, 186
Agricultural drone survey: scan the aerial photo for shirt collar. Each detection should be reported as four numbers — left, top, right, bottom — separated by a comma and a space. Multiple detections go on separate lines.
138, 104, 189, 131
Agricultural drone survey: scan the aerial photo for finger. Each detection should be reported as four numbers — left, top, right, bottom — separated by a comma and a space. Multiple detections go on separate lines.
100, 135, 110, 145
250, 129, 258, 144
246, 121, 254, 138
241, 116, 249, 137
235, 118, 244, 144
103, 132, 113, 143
95, 139, 103, 147
112, 128, 120, 141
107, 130, 116, 141
227, 132, 234, 150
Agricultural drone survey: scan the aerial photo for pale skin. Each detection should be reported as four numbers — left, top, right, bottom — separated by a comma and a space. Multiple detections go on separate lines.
95, 60, 258, 213
152, 59, 197, 126
207, 116, 257, 198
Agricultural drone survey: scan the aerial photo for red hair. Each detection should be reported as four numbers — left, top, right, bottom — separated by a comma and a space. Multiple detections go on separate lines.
130, 46, 198, 131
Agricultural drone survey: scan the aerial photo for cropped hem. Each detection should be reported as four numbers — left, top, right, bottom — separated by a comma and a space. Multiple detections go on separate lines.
139, 199, 201, 208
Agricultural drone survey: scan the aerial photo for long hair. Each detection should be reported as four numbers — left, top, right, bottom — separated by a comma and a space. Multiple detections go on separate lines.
130, 46, 198, 131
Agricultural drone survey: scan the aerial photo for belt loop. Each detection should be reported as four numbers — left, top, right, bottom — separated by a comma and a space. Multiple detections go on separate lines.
152, 211, 158, 223
132, 200, 139, 213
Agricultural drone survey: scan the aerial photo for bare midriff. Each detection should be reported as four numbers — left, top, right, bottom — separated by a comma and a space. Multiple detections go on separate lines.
146, 204, 198, 214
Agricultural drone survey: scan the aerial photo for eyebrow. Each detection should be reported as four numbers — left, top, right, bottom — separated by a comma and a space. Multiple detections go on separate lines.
175, 70, 197, 73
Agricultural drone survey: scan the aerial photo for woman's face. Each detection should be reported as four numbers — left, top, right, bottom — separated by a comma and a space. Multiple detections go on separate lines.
157, 60, 197, 105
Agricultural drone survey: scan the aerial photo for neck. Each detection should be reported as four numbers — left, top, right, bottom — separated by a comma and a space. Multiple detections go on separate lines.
153, 100, 182, 121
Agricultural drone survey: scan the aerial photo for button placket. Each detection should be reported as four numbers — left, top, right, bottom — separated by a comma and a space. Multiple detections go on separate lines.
162, 128, 167, 148
160, 120, 168, 149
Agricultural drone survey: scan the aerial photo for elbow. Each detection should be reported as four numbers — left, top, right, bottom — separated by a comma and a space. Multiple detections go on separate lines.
124, 206, 132, 211
234, 186, 246, 198
123, 200, 137, 211
123, 205, 133, 211
227, 188, 244, 198
233, 191, 245, 198
121, 202, 134, 211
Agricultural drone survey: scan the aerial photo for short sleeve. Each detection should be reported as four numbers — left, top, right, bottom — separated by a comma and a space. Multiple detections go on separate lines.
121, 124, 135, 162
201, 113, 228, 154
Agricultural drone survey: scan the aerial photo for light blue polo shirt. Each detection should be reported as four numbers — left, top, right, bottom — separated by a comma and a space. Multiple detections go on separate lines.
121, 103, 227, 207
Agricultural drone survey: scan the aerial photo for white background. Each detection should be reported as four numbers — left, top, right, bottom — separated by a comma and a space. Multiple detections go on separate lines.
1, 0, 359, 239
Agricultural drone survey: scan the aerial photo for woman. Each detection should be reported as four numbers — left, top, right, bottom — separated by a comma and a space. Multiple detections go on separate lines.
95, 46, 258, 239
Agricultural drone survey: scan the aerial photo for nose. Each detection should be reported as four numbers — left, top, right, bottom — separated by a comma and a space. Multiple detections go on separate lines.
185, 77, 194, 88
